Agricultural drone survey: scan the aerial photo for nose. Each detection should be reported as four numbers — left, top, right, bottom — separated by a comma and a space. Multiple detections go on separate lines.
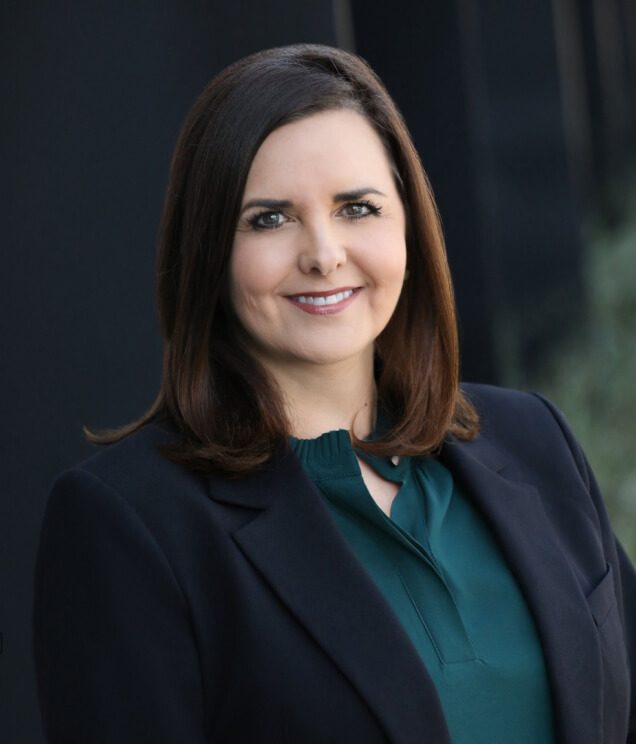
298, 223, 347, 275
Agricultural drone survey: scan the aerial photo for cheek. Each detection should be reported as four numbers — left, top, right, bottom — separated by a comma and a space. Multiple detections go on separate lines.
363, 230, 407, 287
387, 242, 408, 279
230, 241, 287, 306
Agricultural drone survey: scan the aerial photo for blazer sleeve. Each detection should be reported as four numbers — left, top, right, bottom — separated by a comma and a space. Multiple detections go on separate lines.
532, 393, 636, 742
33, 467, 208, 744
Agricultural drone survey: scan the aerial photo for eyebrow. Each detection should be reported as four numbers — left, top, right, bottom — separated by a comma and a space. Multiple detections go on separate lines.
333, 187, 387, 202
240, 198, 293, 214
239, 187, 387, 215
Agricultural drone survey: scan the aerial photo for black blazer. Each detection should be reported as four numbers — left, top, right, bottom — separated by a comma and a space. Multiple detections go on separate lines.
33, 384, 636, 743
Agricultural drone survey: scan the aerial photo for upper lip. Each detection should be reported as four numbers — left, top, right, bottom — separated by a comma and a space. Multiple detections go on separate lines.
285, 286, 359, 298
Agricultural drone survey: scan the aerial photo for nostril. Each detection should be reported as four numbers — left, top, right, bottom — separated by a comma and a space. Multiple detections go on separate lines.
298, 249, 346, 276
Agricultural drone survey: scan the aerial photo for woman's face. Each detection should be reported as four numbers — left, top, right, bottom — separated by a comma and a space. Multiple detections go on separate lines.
230, 108, 407, 376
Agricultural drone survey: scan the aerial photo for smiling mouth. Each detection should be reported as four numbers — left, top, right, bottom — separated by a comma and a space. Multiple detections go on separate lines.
285, 287, 361, 315
293, 289, 354, 306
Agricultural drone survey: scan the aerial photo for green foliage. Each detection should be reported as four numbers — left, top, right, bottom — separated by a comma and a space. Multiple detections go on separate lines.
522, 188, 636, 560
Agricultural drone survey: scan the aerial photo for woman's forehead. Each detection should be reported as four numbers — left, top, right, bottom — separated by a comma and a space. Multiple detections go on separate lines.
241, 109, 398, 201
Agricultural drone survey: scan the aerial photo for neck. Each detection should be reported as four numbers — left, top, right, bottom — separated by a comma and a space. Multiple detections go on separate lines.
263, 351, 377, 439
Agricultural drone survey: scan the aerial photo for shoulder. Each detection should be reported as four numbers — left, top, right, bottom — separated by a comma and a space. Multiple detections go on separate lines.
455, 384, 614, 572
459, 382, 590, 488
461, 381, 560, 427
47, 423, 210, 539
461, 381, 574, 440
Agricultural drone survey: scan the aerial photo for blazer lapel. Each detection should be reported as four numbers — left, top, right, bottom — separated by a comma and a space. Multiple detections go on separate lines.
440, 436, 603, 744
208, 446, 452, 744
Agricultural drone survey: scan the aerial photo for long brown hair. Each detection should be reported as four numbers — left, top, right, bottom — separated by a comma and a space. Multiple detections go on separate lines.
87, 43, 478, 474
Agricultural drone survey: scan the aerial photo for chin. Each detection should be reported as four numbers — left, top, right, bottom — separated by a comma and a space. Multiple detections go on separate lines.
289, 342, 373, 368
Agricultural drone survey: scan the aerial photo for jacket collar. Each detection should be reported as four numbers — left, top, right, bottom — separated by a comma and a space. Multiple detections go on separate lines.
206, 434, 603, 744
208, 444, 452, 743
440, 434, 603, 744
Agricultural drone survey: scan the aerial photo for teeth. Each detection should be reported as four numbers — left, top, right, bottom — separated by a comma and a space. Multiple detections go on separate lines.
295, 289, 354, 305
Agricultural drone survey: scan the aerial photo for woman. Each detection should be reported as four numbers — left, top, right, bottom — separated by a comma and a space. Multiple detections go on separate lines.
34, 44, 635, 743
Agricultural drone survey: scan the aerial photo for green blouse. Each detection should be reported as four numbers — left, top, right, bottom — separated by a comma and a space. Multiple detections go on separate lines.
290, 429, 554, 744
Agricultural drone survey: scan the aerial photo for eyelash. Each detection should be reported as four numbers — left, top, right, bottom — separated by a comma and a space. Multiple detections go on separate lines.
246, 200, 383, 231
247, 211, 285, 230
343, 200, 383, 219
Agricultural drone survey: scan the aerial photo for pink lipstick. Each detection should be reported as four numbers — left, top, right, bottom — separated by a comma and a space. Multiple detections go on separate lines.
285, 287, 361, 315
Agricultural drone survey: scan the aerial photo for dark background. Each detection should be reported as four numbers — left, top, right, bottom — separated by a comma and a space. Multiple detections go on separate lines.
3, 1, 635, 740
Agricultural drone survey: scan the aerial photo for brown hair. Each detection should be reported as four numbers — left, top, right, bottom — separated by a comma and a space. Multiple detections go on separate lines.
87, 43, 478, 474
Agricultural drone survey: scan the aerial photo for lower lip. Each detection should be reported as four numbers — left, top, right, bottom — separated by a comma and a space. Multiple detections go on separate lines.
285, 289, 361, 315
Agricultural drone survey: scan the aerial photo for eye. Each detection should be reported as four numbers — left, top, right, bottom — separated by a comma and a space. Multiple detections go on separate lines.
248, 210, 286, 230
340, 200, 382, 219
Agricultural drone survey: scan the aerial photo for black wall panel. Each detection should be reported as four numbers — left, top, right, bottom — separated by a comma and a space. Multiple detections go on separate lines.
5, 2, 633, 740
2, 4, 337, 741
352, 0, 584, 380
